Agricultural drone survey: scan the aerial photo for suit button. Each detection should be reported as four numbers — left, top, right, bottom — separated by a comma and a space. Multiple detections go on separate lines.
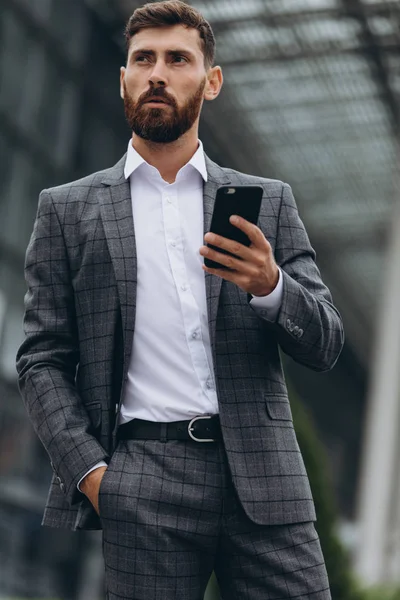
56, 476, 61, 484
293, 326, 299, 333
286, 319, 291, 329
298, 328, 304, 337
60, 482, 65, 493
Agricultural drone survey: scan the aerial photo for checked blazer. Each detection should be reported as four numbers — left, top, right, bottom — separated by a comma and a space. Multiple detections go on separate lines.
16, 152, 344, 531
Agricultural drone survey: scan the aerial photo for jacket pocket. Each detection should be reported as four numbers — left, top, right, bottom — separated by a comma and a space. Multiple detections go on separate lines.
265, 394, 293, 421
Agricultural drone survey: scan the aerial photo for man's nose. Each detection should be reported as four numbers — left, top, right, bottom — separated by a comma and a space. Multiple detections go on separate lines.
148, 60, 168, 87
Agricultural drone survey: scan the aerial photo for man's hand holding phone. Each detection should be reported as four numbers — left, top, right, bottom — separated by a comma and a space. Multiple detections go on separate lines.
199, 214, 279, 298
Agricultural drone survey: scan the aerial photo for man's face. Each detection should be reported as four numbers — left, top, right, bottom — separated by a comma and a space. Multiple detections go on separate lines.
120, 25, 210, 143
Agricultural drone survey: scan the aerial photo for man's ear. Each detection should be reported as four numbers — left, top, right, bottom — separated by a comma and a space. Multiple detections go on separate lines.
120, 67, 126, 99
204, 66, 223, 101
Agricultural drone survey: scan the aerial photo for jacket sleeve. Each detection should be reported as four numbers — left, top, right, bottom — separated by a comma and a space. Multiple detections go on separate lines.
16, 189, 109, 506
249, 182, 344, 372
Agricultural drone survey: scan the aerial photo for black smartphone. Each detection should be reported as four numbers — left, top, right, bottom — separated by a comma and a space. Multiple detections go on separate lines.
204, 185, 263, 270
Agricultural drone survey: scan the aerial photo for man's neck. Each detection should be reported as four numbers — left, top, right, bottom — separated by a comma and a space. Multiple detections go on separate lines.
131, 132, 199, 184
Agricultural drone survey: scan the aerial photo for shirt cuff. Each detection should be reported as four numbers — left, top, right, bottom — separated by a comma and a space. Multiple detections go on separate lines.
249, 267, 283, 322
77, 460, 108, 491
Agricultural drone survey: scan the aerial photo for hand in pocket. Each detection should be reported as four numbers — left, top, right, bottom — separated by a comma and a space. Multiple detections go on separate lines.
80, 466, 108, 515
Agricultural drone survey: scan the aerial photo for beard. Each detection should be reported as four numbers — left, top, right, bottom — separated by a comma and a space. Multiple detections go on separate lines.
123, 78, 206, 143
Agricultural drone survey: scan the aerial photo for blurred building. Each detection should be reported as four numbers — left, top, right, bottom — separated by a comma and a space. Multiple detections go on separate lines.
0, 0, 127, 596
0, 0, 399, 597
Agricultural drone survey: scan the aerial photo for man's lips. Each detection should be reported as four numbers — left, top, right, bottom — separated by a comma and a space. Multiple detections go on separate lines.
143, 97, 170, 105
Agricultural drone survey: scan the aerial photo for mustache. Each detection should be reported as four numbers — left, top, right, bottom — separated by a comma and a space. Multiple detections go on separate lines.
139, 88, 176, 107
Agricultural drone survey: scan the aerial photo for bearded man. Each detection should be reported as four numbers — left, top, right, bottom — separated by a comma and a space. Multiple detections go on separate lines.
17, 1, 344, 599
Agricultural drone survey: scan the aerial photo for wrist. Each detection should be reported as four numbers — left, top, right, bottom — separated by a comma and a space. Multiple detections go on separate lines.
80, 466, 107, 495
270, 266, 280, 292
253, 267, 280, 297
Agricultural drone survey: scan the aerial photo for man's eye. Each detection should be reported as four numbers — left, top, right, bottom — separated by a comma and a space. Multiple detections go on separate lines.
173, 56, 187, 63
136, 56, 149, 62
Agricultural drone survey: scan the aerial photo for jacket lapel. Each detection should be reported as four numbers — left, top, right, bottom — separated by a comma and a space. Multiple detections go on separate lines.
99, 154, 137, 379
98, 152, 231, 383
203, 156, 231, 372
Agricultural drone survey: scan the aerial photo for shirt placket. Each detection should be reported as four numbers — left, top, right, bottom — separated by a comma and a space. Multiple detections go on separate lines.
162, 186, 217, 412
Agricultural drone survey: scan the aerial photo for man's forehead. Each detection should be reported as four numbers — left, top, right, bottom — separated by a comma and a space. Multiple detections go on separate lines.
129, 25, 203, 54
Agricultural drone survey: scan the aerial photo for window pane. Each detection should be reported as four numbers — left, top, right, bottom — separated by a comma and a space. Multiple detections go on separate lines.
0, 8, 28, 118
50, 0, 89, 64
55, 81, 80, 169
0, 153, 40, 253
17, 38, 47, 136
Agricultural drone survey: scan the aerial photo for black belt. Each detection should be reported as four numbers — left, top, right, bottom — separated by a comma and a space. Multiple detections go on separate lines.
117, 415, 221, 443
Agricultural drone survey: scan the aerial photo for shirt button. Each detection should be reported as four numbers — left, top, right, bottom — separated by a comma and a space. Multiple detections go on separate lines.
206, 380, 213, 390
166, 197, 171, 203
191, 330, 199, 339
181, 284, 188, 291
170, 240, 177, 247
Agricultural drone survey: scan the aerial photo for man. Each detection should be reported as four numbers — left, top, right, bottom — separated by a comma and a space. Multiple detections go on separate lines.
16, 1, 344, 598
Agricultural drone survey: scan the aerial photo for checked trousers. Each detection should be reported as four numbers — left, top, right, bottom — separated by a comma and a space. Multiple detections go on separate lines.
98, 437, 331, 600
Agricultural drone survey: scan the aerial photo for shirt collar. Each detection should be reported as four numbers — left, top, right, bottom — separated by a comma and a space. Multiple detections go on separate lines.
124, 139, 208, 182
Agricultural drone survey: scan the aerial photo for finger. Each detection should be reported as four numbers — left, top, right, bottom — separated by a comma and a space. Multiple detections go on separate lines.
203, 232, 253, 261
229, 215, 268, 249
202, 264, 243, 285
200, 246, 246, 271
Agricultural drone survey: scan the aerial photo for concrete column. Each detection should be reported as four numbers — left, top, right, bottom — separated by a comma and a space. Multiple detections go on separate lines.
354, 144, 400, 584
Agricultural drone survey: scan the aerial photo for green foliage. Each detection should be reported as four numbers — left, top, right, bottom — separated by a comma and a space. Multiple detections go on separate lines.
204, 571, 220, 600
361, 588, 400, 600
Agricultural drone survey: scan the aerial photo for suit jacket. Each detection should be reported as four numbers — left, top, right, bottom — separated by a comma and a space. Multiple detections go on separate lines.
16, 153, 344, 531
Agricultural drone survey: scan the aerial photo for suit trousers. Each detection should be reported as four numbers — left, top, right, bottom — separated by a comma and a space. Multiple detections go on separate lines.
98, 437, 331, 600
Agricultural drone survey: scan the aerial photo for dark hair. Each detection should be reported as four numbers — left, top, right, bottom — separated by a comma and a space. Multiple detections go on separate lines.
124, 0, 216, 68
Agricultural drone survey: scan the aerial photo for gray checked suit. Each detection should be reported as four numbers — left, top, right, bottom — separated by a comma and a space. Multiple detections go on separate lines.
17, 152, 344, 599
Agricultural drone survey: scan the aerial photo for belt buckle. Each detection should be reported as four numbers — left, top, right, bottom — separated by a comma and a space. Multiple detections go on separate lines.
188, 415, 214, 442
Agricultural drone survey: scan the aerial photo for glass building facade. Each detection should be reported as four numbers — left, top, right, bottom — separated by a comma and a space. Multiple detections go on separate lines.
0, 0, 127, 596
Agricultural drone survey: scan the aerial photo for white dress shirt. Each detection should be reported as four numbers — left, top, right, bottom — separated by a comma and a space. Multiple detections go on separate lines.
78, 140, 283, 488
